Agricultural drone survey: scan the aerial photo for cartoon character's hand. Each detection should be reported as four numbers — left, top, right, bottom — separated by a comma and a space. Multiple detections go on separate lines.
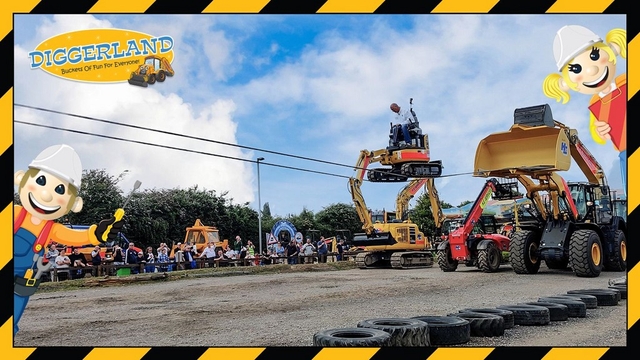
95, 215, 124, 244
594, 120, 612, 141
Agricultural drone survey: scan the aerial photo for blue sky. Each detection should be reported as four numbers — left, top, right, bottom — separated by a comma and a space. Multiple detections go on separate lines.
13, 14, 626, 218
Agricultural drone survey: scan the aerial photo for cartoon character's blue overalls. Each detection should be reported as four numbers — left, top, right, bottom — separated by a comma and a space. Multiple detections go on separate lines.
14, 207, 53, 335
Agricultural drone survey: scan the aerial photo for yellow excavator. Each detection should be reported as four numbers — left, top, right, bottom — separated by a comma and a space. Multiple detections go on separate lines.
128, 55, 175, 87
473, 104, 627, 277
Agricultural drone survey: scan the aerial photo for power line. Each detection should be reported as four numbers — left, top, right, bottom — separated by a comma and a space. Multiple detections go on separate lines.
14, 104, 474, 180
14, 120, 352, 180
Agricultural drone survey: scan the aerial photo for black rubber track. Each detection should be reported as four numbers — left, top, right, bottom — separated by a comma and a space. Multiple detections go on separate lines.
566, 289, 619, 306
412, 316, 470, 345
458, 308, 515, 329
538, 297, 587, 317
357, 318, 430, 346
447, 312, 504, 337
521, 302, 568, 321
553, 294, 598, 309
496, 304, 550, 325
313, 328, 391, 346
609, 285, 627, 299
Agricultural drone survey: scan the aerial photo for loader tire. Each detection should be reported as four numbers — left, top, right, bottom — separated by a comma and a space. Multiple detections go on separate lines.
521, 302, 568, 321
412, 316, 470, 345
553, 294, 598, 309
567, 289, 619, 306
447, 312, 504, 337
537, 297, 587, 317
509, 230, 541, 274
148, 74, 156, 85
437, 246, 458, 272
458, 308, 514, 329
609, 285, 627, 299
604, 230, 627, 272
357, 318, 430, 346
496, 304, 550, 326
478, 242, 501, 273
157, 71, 166, 82
569, 230, 603, 277
313, 328, 391, 347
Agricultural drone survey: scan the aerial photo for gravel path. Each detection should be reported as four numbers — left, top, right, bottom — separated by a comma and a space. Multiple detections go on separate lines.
15, 263, 626, 347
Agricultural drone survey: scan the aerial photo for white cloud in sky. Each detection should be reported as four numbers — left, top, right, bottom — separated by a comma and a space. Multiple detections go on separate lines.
13, 14, 626, 219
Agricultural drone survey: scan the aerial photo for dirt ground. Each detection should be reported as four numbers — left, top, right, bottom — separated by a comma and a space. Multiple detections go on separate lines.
14, 262, 627, 347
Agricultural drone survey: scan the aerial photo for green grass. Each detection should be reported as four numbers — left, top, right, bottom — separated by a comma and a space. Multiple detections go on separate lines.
37, 261, 357, 293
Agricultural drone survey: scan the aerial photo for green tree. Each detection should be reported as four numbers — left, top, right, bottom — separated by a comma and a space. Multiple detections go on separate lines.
65, 169, 124, 225
315, 203, 361, 237
459, 200, 472, 207
412, 192, 453, 239
288, 207, 316, 237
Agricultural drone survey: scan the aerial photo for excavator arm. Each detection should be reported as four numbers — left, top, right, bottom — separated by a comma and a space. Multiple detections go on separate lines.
349, 149, 389, 234
396, 178, 428, 221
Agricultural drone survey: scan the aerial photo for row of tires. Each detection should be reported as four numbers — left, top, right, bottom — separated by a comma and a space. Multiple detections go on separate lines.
313, 284, 626, 346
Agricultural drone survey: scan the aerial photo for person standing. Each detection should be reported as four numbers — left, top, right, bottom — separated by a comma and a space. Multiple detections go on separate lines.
317, 236, 328, 263
301, 238, 316, 264
336, 239, 345, 261
286, 240, 299, 265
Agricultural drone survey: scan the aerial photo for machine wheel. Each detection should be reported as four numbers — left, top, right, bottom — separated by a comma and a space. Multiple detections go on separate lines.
148, 74, 156, 85
569, 230, 603, 277
411, 316, 470, 345
437, 246, 458, 272
521, 302, 568, 321
496, 304, 550, 325
537, 297, 586, 317
313, 328, 391, 346
604, 230, 627, 271
447, 312, 504, 337
553, 294, 598, 308
477, 242, 501, 273
458, 308, 514, 329
609, 285, 627, 299
509, 230, 541, 274
157, 71, 166, 82
357, 318, 430, 346
567, 289, 619, 306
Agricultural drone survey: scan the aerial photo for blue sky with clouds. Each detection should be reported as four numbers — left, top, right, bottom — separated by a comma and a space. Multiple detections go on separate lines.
13, 14, 626, 218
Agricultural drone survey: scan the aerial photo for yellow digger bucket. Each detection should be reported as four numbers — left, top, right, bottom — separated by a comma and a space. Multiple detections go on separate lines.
474, 124, 572, 177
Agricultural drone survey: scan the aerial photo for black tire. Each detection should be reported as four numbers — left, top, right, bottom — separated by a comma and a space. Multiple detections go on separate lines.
496, 304, 550, 325
147, 74, 156, 85
459, 308, 515, 329
604, 230, 626, 271
478, 242, 501, 273
567, 289, 619, 306
313, 328, 391, 347
447, 312, 504, 337
609, 285, 627, 299
537, 297, 587, 317
521, 302, 568, 321
569, 229, 603, 277
509, 230, 541, 274
437, 245, 458, 272
553, 294, 598, 309
157, 71, 166, 82
412, 316, 470, 345
356, 318, 430, 346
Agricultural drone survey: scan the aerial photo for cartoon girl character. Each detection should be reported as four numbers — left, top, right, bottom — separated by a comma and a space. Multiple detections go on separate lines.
542, 25, 627, 194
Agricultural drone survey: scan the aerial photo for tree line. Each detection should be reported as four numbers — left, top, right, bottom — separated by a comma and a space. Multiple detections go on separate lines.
14, 169, 456, 251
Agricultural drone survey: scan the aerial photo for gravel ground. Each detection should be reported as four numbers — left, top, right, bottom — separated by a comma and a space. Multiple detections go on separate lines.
15, 262, 627, 347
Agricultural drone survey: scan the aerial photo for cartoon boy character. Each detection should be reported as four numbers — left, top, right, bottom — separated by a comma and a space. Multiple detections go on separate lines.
13, 144, 123, 335
542, 25, 627, 194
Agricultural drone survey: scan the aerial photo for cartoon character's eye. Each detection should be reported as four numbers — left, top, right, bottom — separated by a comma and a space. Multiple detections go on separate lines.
54, 184, 66, 195
590, 47, 600, 61
568, 64, 582, 74
36, 175, 46, 186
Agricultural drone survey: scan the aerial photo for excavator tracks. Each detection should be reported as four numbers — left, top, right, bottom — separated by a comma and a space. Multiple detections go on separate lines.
390, 251, 435, 269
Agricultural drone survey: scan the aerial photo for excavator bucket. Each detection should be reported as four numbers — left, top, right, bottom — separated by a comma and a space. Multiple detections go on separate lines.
128, 75, 148, 87
475, 120, 571, 177
351, 232, 397, 247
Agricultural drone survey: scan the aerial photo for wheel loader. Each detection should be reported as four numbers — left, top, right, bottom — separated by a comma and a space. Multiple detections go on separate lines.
473, 104, 627, 277
128, 55, 175, 87
169, 219, 228, 258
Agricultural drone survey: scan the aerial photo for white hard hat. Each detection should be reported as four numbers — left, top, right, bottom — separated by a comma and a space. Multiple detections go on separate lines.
553, 25, 603, 72
28, 144, 83, 190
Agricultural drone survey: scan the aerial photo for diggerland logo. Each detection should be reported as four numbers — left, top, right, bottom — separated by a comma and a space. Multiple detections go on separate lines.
28, 28, 175, 87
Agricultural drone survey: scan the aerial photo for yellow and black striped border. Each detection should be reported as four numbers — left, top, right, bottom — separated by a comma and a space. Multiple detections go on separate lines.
1, 1, 634, 359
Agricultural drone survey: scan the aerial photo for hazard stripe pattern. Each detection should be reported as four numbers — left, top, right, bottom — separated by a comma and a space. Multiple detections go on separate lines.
1, 1, 633, 359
